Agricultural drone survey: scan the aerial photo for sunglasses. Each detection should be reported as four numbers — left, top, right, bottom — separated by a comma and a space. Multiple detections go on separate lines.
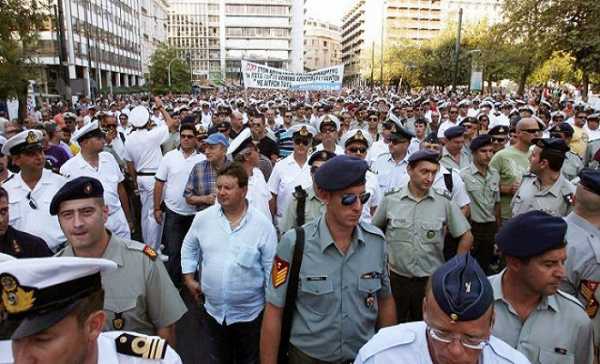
521, 128, 541, 134
491, 137, 507, 143
348, 146, 367, 154
294, 138, 310, 146
26, 192, 37, 210
369, 117, 379, 121
341, 192, 371, 206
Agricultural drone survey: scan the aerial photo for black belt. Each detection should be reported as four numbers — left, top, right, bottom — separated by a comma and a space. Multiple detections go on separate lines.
391, 271, 429, 282
136, 172, 156, 176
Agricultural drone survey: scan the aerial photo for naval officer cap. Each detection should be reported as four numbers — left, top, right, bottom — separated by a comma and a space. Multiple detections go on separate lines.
444, 126, 466, 140
308, 150, 336, 166
496, 210, 567, 258
340, 129, 372, 148
289, 124, 317, 139
314, 155, 368, 192
71, 120, 105, 143
389, 121, 415, 141
531, 137, 570, 153
408, 150, 440, 166
50, 176, 104, 215
227, 128, 254, 156
550, 123, 574, 137
488, 125, 509, 136
469, 134, 493, 152
579, 168, 600, 196
432, 253, 494, 322
0, 257, 117, 339
1, 130, 43, 156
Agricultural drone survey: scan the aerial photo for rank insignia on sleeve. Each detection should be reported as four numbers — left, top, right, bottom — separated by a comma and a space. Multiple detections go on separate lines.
272, 255, 289, 288
143, 245, 157, 261
115, 333, 167, 360
580, 280, 600, 318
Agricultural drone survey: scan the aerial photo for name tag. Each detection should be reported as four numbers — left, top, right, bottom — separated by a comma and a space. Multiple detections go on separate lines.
306, 276, 327, 281
361, 272, 382, 279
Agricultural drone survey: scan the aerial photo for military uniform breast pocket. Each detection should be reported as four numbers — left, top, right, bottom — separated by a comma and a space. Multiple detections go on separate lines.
8, 196, 24, 225
299, 275, 335, 316
538, 348, 574, 364
421, 221, 443, 244
387, 218, 412, 241
104, 298, 138, 331
236, 246, 259, 269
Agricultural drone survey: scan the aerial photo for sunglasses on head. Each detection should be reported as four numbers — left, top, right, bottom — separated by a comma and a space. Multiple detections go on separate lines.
341, 192, 371, 206
294, 138, 310, 146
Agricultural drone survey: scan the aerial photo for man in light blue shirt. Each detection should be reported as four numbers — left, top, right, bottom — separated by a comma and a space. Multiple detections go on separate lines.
181, 163, 277, 364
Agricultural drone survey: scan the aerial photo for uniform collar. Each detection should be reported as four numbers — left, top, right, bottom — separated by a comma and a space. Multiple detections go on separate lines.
398, 181, 435, 201
15, 168, 54, 191
491, 270, 559, 314
316, 213, 365, 253
96, 333, 119, 362
533, 174, 563, 197
101, 232, 125, 267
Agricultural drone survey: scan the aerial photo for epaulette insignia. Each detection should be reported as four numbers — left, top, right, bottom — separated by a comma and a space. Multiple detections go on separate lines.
143, 245, 157, 261
563, 193, 574, 206
384, 187, 400, 196
115, 333, 167, 360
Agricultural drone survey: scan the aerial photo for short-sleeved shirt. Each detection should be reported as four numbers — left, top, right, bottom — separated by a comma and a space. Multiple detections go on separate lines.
275, 127, 294, 158
460, 163, 501, 223
440, 147, 471, 171
511, 173, 575, 217
97, 331, 182, 364
267, 154, 312, 225
247, 168, 272, 219
373, 153, 409, 193
489, 146, 530, 219
489, 271, 594, 364
561, 151, 583, 181
155, 148, 206, 215
570, 125, 589, 158
372, 183, 470, 278
265, 214, 392, 362
279, 185, 325, 234
57, 233, 187, 335
124, 125, 169, 172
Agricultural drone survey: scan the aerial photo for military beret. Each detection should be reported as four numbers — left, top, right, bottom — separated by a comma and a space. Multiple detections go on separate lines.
2, 130, 43, 156
550, 123, 574, 137
50, 177, 104, 215
470, 134, 493, 152
423, 132, 440, 144
432, 253, 494, 322
408, 150, 440, 166
579, 168, 600, 196
496, 210, 567, 258
488, 125, 509, 136
308, 150, 336, 166
444, 126, 466, 140
531, 137, 569, 153
314, 155, 368, 192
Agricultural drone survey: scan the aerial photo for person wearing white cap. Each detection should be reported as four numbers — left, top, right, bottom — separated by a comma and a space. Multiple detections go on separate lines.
0, 136, 11, 184
1, 130, 67, 252
2, 257, 182, 364
267, 124, 316, 227
314, 114, 344, 155
584, 113, 600, 141
59, 120, 132, 240
124, 97, 178, 250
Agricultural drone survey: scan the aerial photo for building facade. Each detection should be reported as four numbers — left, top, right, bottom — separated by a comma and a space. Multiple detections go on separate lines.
168, 0, 304, 85
140, 0, 169, 83
303, 18, 341, 71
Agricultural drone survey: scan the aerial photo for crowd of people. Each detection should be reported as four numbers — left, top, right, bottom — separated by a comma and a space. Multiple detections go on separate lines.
0, 87, 600, 363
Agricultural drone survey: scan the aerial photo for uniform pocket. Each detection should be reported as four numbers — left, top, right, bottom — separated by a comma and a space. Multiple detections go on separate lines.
421, 221, 443, 243
538, 349, 574, 364
104, 298, 138, 331
358, 278, 382, 294
299, 276, 335, 316
387, 218, 412, 241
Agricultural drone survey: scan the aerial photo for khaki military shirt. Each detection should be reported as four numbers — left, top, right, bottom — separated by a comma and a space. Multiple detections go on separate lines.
511, 173, 575, 217
460, 163, 501, 223
57, 234, 187, 335
561, 151, 583, 182
583, 139, 600, 169
372, 182, 470, 278
440, 147, 471, 171
265, 214, 391, 362
279, 185, 325, 235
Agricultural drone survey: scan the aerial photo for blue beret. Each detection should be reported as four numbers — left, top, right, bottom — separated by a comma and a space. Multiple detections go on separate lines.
408, 150, 440, 166
470, 134, 493, 152
531, 137, 569, 153
308, 150, 336, 166
444, 126, 466, 139
579, 168, 600, 195
432, 253, 493, 322
314, 155, 368, 191
496, 210, 567, 258
550, 122, 574, 137
50, 177, 104, 215
488, 125, 509, 136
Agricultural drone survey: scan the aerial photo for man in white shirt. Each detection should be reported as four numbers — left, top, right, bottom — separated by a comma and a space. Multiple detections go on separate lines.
153, 122, 205, 286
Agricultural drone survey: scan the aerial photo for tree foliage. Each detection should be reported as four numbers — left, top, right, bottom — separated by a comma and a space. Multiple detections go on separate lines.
528, 51, 580, 86
148, 44, 192, 94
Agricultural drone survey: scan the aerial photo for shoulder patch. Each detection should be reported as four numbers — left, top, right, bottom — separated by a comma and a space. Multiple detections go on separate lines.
563, 192, 574, 206
271, 255, 289, 288
359, 326, 416, 361
143, 245, 158, 261
433, 187, 451, 200
557, 289, 585, 309
115, 333, 167, 360
359, 221, 385, 239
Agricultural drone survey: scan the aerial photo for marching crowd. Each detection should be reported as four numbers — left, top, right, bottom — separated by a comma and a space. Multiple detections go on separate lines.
1, 87, 600, 363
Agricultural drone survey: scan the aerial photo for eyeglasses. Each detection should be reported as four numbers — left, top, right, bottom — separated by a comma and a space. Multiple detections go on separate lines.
26, 192, 37, 210
521, 128, 541, 134
341, 192, 371, 206
294, 138, 310, 146
369, 117, 379, 121
348, 146, 367, 154
321, 127, 337, 134
427, 326, 489, 350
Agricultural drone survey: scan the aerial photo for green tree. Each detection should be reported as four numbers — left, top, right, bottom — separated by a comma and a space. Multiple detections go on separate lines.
148, 44, 191, 94
528, 51, 580, 86
0, 0, 48, 121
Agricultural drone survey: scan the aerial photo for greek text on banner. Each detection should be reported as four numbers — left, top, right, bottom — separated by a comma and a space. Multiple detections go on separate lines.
241, 61, 344, 91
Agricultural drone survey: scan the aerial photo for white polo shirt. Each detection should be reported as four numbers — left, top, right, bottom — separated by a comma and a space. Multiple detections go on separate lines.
124, 125, 169, 173
267, 153, 312, 225
59, 152, 125, 215
155, 148, 206, 216
4, 168, 67, 250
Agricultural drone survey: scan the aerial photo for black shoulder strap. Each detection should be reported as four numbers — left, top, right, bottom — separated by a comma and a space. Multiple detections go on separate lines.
119, 132, 126, 143
443, 167, 454, 193
278, 227, 305, 364
294, 186, 307, 227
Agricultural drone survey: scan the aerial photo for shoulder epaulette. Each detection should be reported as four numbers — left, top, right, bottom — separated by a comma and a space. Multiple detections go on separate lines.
358, 221, 385, 238
433, 187, 452, 200
143, 245, 158, 261
115, 333, 167, 360
557, 289, 585, 309
384, 187, 401, 196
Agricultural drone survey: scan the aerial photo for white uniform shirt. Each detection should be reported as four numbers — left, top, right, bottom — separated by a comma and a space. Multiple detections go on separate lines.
0, 340, 11, 364
367, 139, 390, 166
355, 321, 530, 364
373, 153, 410, 193
60, 152, 124, 215
267, 154, 312, 225
155, 149, 206, 216
584, 125, 600, 141
247, 168, 272, 219
125, 125, 169, 173
4, 169, 67, 250
361, 171, 381, 223
437, 120, 458, 138
314, 143, 344, 155
97, 331, 182, 363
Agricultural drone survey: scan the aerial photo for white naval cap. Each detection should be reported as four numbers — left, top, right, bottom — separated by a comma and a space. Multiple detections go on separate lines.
227, 128, 253, 156
129, 105, 150, 128
0, 257, 117, 339
340, 128, 373, 148
71, 119, 104, 143
1, 130, 43, 156
289, 123, 317, 138
316, 114, 340, 131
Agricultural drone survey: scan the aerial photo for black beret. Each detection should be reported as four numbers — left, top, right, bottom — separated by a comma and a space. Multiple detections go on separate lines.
432, 253, 494, 322
579, 168, 600, 196
314, 155, 368, 191
488, 125, 509, 136
496, 210, 567, 258
531, 138, 570, 153
390, 124, 415, 140
50, 177, 104, 215
550, 123, 574, 137
469, 134, 493, 152
444, 126, 466, 139
423, 132, 440, 144
308, 150, 336, 166
408, 150, 440, 166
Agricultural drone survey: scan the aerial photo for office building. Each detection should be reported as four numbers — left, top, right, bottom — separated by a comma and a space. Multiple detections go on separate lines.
304, 18, 341, 71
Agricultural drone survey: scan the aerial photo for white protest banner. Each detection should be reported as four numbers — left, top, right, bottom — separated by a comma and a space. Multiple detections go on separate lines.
241, 60, 344, 91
